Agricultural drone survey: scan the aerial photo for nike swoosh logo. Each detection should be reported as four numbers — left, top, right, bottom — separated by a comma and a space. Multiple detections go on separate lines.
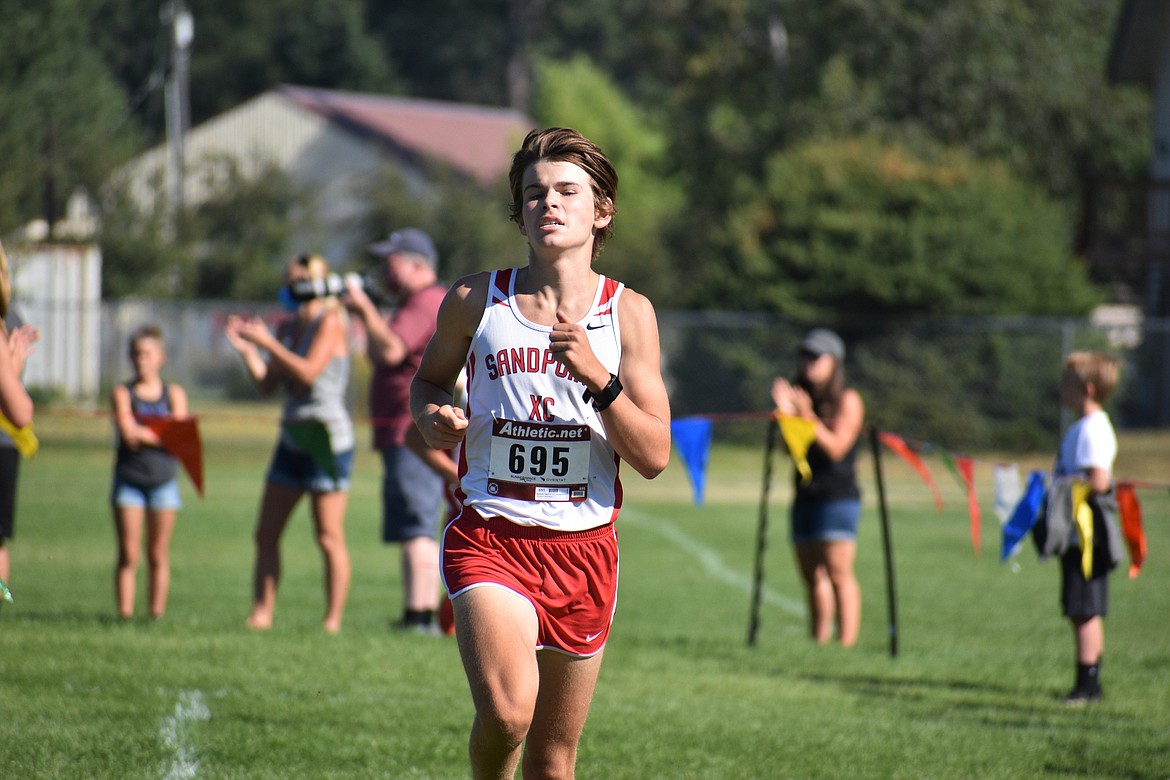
585, 323, 606, 330
585, 631, 604, 642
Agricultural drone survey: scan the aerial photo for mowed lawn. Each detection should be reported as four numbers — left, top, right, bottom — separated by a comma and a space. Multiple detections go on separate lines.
1, 405, 1168, 779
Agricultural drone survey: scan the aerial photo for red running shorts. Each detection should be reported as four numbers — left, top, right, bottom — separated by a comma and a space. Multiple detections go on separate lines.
441, 505, 619, 657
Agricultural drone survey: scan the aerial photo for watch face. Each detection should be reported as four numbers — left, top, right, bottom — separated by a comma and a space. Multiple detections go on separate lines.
591, 374, 621, 411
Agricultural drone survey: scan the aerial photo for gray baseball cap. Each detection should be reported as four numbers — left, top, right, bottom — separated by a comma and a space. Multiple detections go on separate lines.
367, 227, 438, 268
801, 328, 845, 361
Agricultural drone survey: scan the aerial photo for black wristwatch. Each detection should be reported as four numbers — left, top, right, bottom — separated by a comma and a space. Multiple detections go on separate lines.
582, 373, 623, 412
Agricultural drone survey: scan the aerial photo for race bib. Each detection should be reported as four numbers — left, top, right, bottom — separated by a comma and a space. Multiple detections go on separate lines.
487, 419, 590, 502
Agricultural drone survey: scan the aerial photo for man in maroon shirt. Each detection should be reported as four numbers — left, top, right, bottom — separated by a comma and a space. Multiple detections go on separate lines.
345, 228, 448, 633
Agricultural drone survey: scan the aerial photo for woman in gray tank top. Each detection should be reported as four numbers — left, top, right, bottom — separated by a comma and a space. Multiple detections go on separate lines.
226, 254, 354, 633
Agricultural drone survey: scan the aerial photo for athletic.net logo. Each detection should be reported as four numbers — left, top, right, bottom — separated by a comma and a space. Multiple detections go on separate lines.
487, 419, 591, 502
492, 419, 589, 441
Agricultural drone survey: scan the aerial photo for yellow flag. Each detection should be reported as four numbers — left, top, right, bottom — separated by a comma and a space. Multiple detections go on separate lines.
777, 414, 817, 485
0, 414, 37, 458
1071, 481, 1094, 579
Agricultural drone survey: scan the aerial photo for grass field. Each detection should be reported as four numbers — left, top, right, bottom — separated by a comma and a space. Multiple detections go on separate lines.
1, 405, 1168, 779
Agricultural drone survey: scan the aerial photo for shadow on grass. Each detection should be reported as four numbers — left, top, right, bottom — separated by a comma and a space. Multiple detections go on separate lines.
800, 670, 1018, 698
1041, 747, 1164, 780
795, 669, 1157, 741
0, 607, 136, 628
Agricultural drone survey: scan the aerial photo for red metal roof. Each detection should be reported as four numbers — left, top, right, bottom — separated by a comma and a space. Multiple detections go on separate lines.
277, 85, 535, 186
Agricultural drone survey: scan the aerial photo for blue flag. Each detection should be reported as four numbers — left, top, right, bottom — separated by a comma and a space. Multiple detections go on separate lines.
1000, 469, 1047, 562
671, 417, 713, 506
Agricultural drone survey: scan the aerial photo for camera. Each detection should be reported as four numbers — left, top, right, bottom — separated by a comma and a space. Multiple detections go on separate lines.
286, 272, 355, 302
287, 271, 390, 305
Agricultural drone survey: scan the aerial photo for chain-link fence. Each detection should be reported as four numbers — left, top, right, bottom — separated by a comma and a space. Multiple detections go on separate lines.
96, 298, 372, 414
84, 300, 1169, 452
659, 309, 1169, 451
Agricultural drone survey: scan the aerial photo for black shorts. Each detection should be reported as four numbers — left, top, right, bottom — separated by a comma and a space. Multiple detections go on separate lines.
0, 446, 19, 539
1061, 549, 1109, 619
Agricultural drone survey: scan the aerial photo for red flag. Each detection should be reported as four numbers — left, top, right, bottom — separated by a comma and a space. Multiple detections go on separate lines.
936, 450, 982, 556
1115, 482, 1146, 579
878, 431, 944, 512
956, 456, 981, 556
142, 416, 204, 497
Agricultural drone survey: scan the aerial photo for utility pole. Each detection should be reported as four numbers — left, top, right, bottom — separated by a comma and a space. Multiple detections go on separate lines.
162, 0, 194, 224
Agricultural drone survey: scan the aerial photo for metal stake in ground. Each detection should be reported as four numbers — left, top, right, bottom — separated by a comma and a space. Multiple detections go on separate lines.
747, 418, 779, 647
869, 426, 899, 658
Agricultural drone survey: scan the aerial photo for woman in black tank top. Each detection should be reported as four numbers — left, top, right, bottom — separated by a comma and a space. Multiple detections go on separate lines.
772, 328, 866, 647
110, 324, 189, 620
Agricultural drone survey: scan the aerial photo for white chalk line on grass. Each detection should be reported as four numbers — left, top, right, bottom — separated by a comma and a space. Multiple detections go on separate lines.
620, 508, 805, 619
160, 689, 211, 780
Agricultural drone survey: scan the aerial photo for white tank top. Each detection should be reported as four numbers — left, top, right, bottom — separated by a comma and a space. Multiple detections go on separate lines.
457, 268, 624, 531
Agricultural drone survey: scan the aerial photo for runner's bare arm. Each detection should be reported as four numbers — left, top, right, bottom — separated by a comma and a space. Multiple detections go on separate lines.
551, 290, 670, 479
410, 274, 486, 450
604, 290, 670, 478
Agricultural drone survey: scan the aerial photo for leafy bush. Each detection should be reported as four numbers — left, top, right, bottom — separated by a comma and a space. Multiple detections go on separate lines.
712, 137, 1102, 320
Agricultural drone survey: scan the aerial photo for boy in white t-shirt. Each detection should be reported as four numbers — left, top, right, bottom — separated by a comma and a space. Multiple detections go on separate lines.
1053, 351, 1120, 705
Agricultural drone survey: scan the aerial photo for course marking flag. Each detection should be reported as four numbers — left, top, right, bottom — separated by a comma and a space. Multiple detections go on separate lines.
937, 450, 981, 555
0, 413, 38, 458
1115, 482, 1146, 579
956, 456, 981, 555
1071, 481, 1095, 580
671, 417, 713, 506
1001, 469, 1046, 562
282, 420, 337, 480
992, 463, 1021, 525
878, 431, 943, 512
776, 414, 817, 484
143, 416, 204, 497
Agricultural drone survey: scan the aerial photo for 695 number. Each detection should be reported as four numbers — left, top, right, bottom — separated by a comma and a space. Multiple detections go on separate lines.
509, 444, 570, 477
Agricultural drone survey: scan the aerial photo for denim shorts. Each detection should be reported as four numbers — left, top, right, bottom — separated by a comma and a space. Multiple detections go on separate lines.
111, 475, 183, 511
791, 497, 861, 544
266, 441, 354, 493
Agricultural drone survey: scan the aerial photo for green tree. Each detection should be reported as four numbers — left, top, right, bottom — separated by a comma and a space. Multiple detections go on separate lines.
98, 155, 303, 300
365, 0, 515, 107
89, 0, 402, 140
778, 0, 1150, 201
182, 156, 305, 299
96, 174, 193, 299
186, 0, 400, 126
357, 164, 520, 283
714, 137, 1101, 320
0, 0, 140, 232
530, 56, 684, 304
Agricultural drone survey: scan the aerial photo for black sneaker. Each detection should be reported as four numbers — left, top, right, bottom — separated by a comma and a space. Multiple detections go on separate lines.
1063, 687, 1103, 706
393, 619, 441, 636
